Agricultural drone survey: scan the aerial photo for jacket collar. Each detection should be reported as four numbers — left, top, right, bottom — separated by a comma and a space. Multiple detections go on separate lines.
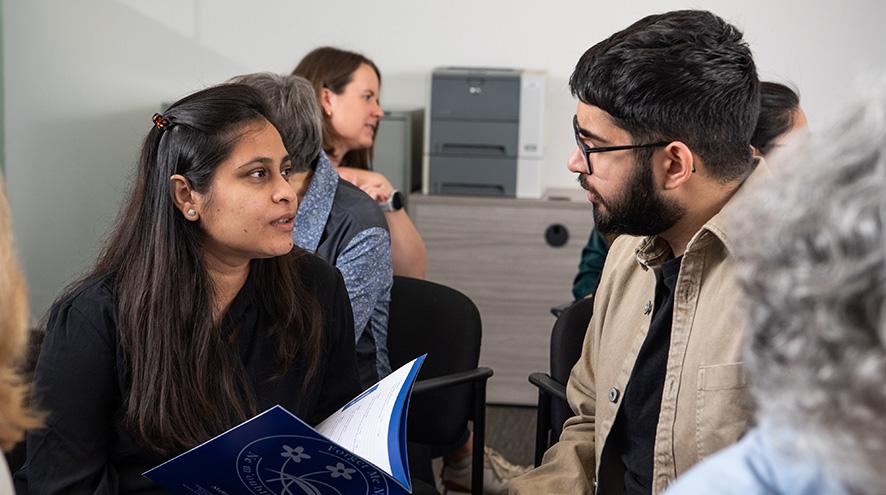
635, 157, 771, 269
293, 151, 339, 253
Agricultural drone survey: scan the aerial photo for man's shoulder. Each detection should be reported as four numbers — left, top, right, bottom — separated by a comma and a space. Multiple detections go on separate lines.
330, 179, 389, 233
607, 235, 642, 256
591, 235, 651, 324
600, 235, 644, 276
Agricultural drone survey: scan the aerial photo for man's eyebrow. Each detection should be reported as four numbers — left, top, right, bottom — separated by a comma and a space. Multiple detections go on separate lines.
577, 124, 611, 145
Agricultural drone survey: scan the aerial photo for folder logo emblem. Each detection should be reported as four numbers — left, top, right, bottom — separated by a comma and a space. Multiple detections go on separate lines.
237, 435, 385, 494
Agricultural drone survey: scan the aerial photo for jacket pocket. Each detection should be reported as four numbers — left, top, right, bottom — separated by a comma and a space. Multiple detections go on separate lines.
695, 362, 751, 460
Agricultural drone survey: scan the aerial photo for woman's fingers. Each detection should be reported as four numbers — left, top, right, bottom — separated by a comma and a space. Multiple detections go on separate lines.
361, 184, 389, 202
338, 168, 393, 189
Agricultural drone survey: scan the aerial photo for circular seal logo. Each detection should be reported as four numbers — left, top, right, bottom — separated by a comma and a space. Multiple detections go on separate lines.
235, 434, 390, 495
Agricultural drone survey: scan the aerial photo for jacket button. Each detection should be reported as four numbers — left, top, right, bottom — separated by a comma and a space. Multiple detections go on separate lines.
643, 300, 652, 315
608, 387, 620, 403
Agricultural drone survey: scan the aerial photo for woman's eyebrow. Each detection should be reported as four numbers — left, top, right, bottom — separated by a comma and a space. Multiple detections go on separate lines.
235, 157, 273, 170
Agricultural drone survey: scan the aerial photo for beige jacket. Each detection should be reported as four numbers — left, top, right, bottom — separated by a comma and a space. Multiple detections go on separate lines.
511, 161, 769, 494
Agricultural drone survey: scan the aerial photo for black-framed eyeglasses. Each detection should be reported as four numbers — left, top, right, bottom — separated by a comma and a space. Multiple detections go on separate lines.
573, 115, 669, 174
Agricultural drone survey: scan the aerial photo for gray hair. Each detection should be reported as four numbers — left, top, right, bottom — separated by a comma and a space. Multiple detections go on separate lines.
228, 72, 323, 172
731, 87, 886, 492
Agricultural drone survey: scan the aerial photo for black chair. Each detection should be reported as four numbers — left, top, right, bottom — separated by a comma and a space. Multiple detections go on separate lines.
528, 297, 594, 466
387, 276, 493, 495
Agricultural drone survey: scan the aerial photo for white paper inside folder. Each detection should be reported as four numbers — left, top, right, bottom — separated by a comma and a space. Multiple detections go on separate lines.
315, 356, 424, 478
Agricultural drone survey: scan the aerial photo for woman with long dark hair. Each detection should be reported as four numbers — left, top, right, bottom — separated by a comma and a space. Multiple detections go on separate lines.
230, 72, 394, 388
14, 84, 360, 493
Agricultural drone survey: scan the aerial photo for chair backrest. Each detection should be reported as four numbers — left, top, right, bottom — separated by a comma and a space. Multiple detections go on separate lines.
549, 297, 594, 383
549, 297, 594, 438
387, 276, 482, 447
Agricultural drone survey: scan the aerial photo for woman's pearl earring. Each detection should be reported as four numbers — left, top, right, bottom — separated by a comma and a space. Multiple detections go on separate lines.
187, 208, 197, 217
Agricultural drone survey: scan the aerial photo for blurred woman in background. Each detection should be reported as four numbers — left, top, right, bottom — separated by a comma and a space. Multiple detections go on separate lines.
294, 47, 428, 279
751, 81, 807, 155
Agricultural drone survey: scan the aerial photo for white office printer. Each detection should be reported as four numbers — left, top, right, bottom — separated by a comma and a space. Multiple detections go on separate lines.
423, 67, 545, 198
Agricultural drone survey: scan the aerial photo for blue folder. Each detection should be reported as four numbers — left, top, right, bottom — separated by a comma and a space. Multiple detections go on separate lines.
145, 355, 425, 495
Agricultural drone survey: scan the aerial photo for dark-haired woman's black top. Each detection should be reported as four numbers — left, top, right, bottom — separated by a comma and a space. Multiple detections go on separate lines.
14, 254, 361, 494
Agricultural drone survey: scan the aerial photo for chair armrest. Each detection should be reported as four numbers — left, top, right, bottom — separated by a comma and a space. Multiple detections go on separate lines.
412, 367, 494, 395
528, 372, 567, 402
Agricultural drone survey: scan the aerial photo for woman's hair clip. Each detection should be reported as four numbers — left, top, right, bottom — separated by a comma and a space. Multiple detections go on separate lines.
152, 112, 171, 130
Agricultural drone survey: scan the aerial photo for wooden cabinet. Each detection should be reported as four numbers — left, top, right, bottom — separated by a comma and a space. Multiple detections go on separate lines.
410, 192, 592, 405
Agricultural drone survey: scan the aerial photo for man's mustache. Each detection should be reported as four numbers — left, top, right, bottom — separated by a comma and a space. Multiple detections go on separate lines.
578, 174, 605, 207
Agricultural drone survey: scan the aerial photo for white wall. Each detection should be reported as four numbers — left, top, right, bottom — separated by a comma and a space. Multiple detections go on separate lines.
5, 0, 886, 316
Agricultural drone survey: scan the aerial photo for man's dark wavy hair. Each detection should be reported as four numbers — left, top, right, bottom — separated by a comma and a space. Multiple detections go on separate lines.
570, 10, 760, 182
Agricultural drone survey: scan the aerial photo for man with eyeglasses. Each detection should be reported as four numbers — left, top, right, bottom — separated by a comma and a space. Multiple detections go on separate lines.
511, 10, 767, 495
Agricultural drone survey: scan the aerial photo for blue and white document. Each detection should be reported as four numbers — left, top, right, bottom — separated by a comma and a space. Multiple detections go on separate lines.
144, 355, 426, 495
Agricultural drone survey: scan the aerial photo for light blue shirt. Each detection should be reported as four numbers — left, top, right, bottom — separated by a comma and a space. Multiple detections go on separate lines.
665, 426, 847, 495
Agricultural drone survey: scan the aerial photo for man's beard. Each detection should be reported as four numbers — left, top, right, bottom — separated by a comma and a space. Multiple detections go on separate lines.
581, 161, 684, 237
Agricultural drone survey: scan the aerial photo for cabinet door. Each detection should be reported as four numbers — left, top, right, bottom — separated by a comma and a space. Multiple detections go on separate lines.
413, 197, 592, 405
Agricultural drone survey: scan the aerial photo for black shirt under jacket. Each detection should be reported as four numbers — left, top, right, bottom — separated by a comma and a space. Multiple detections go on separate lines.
611, 255, 683, 495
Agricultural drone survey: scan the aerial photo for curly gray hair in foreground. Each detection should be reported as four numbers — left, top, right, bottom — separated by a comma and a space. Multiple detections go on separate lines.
227, 72, 324, 173
731, 88, 886, 492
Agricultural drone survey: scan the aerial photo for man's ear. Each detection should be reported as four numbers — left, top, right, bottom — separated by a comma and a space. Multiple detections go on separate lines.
659, 141, 695, 190
319, 88, 335, 116
170, 174, 200, 221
